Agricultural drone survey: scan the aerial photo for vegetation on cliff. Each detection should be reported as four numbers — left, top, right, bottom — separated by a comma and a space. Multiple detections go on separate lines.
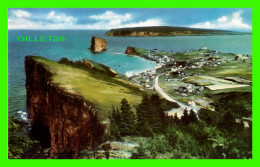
77, 92, 251, 159
28, 56, 146, 121
104, 94, 251, 159
109, 95, 178, 140
8, 117, 39, 159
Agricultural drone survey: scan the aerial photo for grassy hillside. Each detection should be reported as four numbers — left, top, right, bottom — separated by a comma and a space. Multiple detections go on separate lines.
105, 26, 248, 37
30, 56, 146, 121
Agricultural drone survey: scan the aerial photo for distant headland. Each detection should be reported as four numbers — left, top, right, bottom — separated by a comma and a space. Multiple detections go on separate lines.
105, 26, 250, 37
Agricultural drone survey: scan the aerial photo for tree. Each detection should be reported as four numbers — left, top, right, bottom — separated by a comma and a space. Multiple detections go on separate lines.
136, 94, 171, 135
136, 95, 153, 136
173, 113, 180, 124
136, 119, 154, 137
149, 94, 164, 133
181, 109, 190, 125
8, 117, 38, 159
189, 109, 198, 123
165, 126, 178, 148
130, 144, 148, 159
206, 116, 212, 124
218, 111, 236, 132
119, 98, 136, 136
109, 108, 121, 140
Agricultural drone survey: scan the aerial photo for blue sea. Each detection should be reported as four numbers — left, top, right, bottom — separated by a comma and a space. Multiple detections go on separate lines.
8, 30, 252, 117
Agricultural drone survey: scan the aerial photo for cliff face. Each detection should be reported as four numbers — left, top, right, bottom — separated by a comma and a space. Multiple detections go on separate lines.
90, 36, 106, 52
25, 56, 105, 158
106, 31, 163, 37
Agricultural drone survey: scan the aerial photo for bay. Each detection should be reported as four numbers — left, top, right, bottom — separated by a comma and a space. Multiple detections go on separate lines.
8, 30, 252, 115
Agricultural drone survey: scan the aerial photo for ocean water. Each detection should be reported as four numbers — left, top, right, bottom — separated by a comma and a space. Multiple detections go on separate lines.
8, 30, 252, 116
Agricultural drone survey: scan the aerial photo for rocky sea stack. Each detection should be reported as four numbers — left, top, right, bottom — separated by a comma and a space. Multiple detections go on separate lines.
90, 36, 106, 53
125, 46, 140, 55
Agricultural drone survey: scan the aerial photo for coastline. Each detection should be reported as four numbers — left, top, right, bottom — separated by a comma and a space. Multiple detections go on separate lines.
123, 53, 158, 77
8, 31, 252, 118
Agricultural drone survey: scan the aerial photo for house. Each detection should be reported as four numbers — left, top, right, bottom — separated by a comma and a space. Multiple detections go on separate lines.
199, 86, 204, 92
152, 49, 159, 52
187, 84, 194, 92
188, 101, 196, 107
145, 84, 151, 88
171, 67, 178, 72
189, 65, 197, 69
190, 73, 199, 76
165, 71, 171, 76
204, 53, 211, 57
179, 86, 188, 93
200, 58, 205, 62
195, 62, 200, 66
181, 93, 188, 97
145, 78, 150, 83
207, 57, 216, 61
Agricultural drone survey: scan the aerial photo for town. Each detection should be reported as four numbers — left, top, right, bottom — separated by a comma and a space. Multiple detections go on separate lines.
128, 46, 251, 116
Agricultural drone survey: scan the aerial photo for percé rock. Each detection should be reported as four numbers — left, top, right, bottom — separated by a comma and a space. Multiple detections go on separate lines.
25, 56, 105, 158
90, 36, 106, 52
125, 46, 140, 55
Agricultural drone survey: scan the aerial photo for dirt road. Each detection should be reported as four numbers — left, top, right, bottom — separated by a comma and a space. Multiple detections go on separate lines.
154, 75, 199, 117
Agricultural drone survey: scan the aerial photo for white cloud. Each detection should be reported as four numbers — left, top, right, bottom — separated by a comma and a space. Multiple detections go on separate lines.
9, 10, 79, 29
46, 11, 77, 23
121, 18, 163, 28
217, 16, 228, 22
12, 9, 30, 18
191, 11, 251, 31
8, 10, 36, 29
89, 11, 131, 22
85, 11, 163, 29
8, 9, 163, 30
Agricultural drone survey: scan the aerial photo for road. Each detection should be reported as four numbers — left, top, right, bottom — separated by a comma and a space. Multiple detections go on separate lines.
154, 75, 199, 117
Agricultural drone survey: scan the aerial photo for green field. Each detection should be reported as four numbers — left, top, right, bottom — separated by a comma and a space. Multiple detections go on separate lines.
185, 62, 252, 80
150, 48, 252, 110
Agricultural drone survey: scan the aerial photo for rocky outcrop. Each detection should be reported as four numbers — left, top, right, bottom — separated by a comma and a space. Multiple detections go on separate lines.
125, 46, 140, 55
90, 36, 106, 52
25, 56, 106, 158
82, 59, 94, 69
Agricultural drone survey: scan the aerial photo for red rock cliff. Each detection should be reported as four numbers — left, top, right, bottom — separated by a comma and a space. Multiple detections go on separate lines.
25, 56, 105, 158
90, 36, 106, 52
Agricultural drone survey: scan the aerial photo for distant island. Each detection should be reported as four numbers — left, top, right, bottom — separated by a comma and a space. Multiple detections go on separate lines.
105, 26, 249, 37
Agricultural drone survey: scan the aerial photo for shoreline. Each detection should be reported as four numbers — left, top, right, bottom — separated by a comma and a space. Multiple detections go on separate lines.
123, 53, 158, 77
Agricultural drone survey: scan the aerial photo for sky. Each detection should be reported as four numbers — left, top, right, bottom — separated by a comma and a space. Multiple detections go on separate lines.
8, 8, 252, 32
